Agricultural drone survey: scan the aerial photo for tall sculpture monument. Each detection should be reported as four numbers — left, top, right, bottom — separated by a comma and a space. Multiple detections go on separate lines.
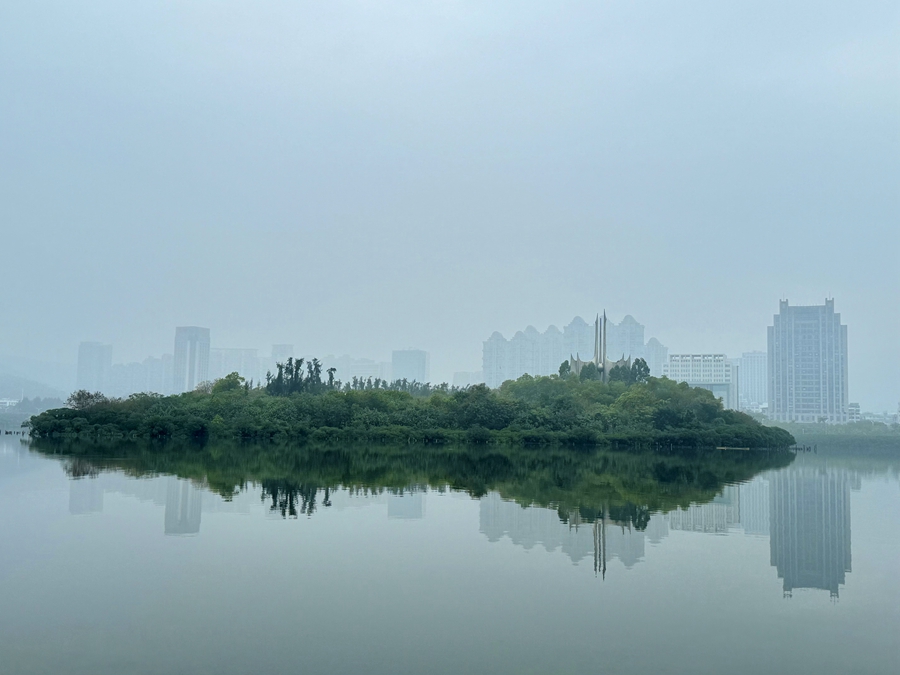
569, 312, 631, 382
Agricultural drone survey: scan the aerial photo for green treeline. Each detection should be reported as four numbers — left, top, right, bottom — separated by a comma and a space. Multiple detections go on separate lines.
27, 363, 794, 449
33, 440, 794, 524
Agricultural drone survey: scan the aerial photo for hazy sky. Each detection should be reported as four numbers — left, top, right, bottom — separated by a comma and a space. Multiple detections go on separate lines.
1, 1, 897, 408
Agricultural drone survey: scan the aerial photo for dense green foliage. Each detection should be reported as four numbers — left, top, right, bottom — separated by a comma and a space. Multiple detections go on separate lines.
28, 369, 794, 448
33, 439, 794, 524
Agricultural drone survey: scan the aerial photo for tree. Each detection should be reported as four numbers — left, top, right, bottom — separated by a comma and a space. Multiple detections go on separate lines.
66, 390, 109, 410
607, 364, 631, 383
579, 362, 600, 381
631, 358, 650, 385
558, 360, 571, 378
212, 372, 245, 394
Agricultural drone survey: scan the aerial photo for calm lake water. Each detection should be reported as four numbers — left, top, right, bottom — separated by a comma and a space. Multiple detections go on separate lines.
1, 438, 898, 675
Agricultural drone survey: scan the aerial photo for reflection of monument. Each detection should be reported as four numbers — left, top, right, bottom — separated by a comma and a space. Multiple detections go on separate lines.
667, 485, 741, 533
164, 477, 203, 536
770, 467, 851, 598
479, 493, 667, 573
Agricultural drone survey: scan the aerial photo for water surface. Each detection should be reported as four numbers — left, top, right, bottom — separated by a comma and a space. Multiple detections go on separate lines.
1, 439, 898, 675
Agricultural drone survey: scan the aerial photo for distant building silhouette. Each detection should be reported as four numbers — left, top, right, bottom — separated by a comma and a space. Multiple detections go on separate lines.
392, 349, 429, 383
769, 466, 851, 597
173, 327, 210, 393
768, 299, 848, 423
482, 315, 667, 388
76, 341, 112, 392
320, 354, 391, 385
452, 371, 484, 387
209, 348, 259, 383
739, 351, 768, 411
663, 354, 740, 410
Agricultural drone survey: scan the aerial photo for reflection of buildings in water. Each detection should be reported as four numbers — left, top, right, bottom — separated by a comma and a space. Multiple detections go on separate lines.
739, 476, 770, 536
770, 467, 851, 598
164, 477, 203, 536
479, 492, 668, 573
387, 491, 425, 519
666, 485, 741, 533
65, 472, 220, 536
68, 477, 105, 515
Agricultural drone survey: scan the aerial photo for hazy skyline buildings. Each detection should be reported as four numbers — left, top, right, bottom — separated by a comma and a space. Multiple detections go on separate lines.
75, 341, 112, 392
662, 354, 739, 410
768, 299, 848, 423
483, 315, 668, 388
209, 348, 259, 384
392, 349, 430, 383
173, 327, 210, 394
740, 351, 768, 410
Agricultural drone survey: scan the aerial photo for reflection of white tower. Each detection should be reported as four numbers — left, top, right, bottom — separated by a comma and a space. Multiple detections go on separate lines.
165, 478, 202, 535
770, 467, 851, 598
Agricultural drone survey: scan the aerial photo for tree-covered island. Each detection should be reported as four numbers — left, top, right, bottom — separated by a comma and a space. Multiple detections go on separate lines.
27, 357, 794, 448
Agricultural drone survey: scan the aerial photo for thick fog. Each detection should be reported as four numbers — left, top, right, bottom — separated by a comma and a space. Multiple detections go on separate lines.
1, 1, 897, 409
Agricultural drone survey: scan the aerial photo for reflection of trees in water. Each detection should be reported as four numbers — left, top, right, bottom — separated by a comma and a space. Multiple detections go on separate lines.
37, 439, 794, 529
63, 458, 101, 479
261, 481, 332, 518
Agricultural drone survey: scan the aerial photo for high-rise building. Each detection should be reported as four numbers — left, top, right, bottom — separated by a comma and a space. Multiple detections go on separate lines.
644, 338, 669, 378
173, 327, 210, 393
76, 341, 112, 392
392, 349, 430, 383
739, 351, 768, 410
767, 299, 848, 423
663, 354, 739, 409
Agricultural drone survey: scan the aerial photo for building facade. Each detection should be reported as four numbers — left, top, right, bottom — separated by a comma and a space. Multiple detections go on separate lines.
391, 349, 430, 383
76, 341, 113, 392
767, 299, 848, 423
663, 354, 739, 410
173, 327, 210, 393
739, 351, 768, 411
209, 348, 260, 384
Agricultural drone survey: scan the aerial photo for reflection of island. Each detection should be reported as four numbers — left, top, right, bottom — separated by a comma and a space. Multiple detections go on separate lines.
770, 467, 852, 598
480, 493, 669, 574
66, 472, 250, 536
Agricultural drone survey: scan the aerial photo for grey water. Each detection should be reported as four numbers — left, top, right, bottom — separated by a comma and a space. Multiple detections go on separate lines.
1, 439, 898, 675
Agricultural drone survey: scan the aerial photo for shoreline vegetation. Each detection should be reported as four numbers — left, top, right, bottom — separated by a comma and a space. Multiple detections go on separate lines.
27, 357, 794, 449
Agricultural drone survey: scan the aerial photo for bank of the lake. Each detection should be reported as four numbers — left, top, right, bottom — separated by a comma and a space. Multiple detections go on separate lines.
27, 375, 794, 449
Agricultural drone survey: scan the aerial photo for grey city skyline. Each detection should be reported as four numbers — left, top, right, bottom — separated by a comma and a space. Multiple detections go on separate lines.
1, 3, 896, 409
